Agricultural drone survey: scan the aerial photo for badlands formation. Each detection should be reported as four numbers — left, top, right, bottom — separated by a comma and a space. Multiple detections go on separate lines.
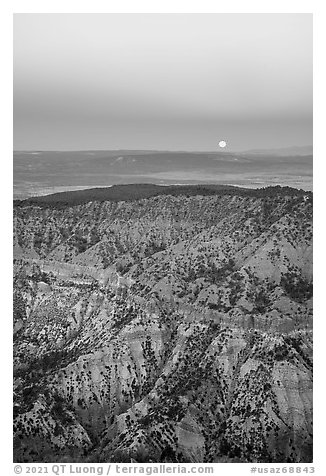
13, 185, 313, 463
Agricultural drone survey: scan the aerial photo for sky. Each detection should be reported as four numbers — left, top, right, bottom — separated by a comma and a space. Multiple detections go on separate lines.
13, 13, 312, 151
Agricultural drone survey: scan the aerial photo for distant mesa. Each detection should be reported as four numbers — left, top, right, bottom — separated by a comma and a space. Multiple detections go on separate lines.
241, 145, 313, 156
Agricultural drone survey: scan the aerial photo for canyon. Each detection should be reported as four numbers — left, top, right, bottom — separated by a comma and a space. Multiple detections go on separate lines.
13, 185, 313, 463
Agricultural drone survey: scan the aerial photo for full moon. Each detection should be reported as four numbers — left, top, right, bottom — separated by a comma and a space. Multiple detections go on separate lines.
219, 140, 227, 148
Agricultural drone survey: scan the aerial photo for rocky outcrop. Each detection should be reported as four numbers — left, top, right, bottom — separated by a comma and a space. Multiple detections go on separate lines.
13, 188, 313, 463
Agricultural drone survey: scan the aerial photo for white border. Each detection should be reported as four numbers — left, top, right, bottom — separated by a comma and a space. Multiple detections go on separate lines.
2, 2, 323, 475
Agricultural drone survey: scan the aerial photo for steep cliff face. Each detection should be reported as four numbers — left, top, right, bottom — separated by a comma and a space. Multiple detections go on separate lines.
13, 188, 313, 463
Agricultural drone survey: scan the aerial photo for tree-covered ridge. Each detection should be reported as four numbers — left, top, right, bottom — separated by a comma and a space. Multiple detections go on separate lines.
14, 183, 311, 209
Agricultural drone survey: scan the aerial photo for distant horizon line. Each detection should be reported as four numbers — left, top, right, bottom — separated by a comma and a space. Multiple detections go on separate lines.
13, 145, 313, 154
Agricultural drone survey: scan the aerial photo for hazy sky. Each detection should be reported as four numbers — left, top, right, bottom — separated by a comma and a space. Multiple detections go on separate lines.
14, 14, 312, 151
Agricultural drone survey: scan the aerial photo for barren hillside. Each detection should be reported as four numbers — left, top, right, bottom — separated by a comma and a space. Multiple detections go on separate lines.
13, 185, 313, 463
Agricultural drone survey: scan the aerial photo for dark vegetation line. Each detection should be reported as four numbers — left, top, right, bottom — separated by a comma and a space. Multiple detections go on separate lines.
14, 183, 312, 209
